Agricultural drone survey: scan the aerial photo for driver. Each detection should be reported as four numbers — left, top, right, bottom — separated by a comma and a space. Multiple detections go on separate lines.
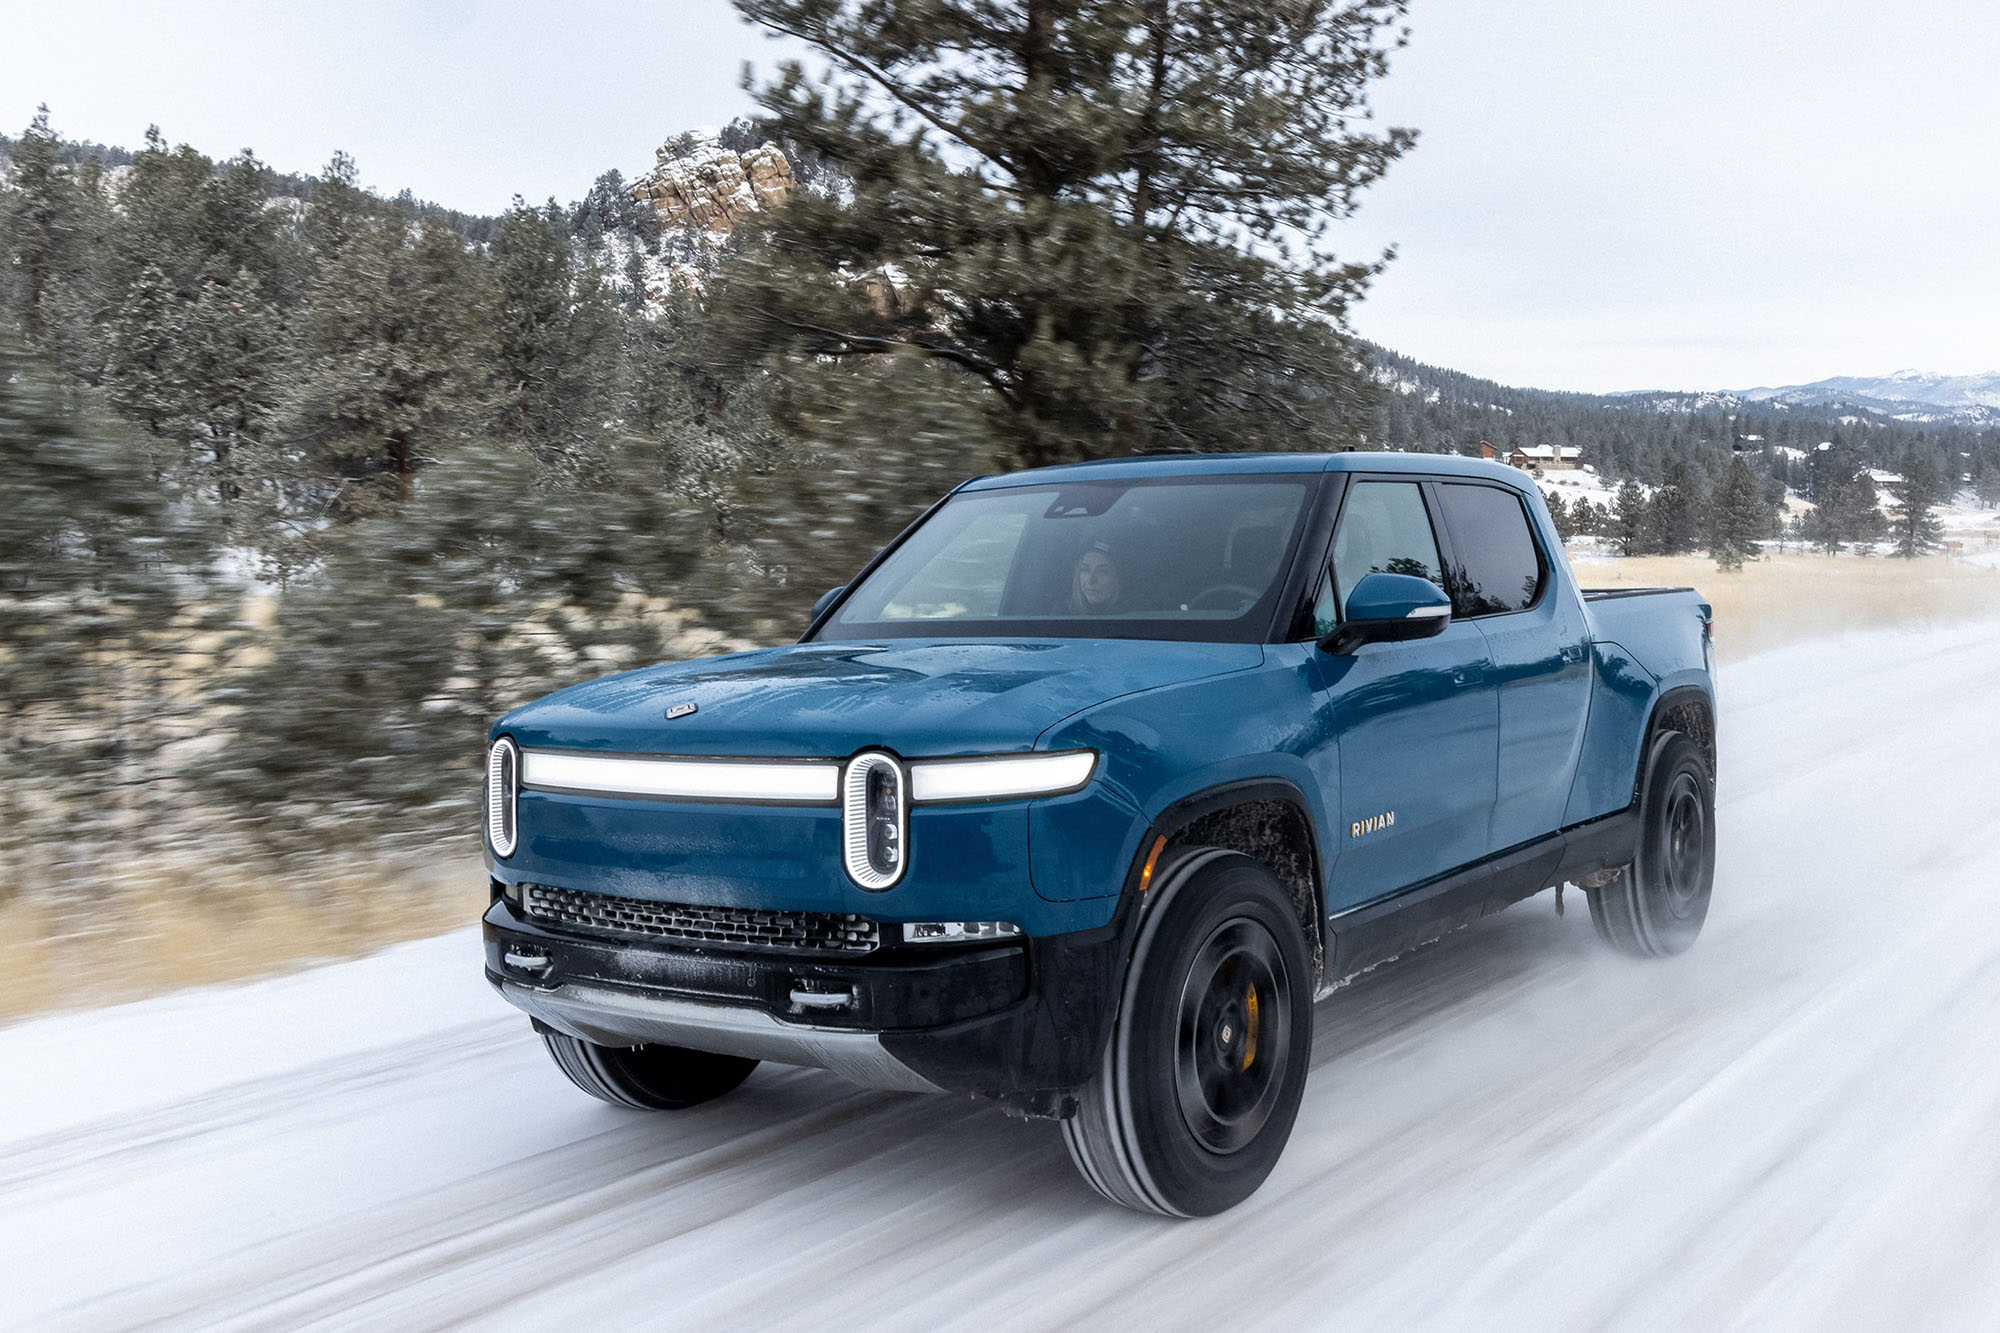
1070, 541, 1123, 614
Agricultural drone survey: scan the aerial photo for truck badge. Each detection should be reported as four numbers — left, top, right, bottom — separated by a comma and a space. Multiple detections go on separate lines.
1350, 811, 1395, 839
666, 702, 698, 720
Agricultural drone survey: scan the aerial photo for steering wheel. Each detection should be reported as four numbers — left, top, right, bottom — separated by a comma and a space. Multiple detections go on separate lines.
1187, 583, 1260, 612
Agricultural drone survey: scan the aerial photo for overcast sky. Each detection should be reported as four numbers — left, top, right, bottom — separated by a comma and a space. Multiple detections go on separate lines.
7, 0, 1997, 392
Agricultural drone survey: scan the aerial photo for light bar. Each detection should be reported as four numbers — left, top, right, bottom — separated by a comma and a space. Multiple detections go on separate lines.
521, 749, 839, 804
903, 921, 1023, 944
907, 751, 1098, 804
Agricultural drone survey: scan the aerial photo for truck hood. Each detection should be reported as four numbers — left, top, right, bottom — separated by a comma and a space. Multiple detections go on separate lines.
499, 638, 1264, 758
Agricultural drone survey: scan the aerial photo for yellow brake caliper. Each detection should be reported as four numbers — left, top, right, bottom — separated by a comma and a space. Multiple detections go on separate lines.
1242, 985, 1259, 1071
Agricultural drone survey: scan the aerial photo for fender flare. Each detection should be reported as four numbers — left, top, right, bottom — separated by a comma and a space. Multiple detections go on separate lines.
1118, 777, 1329, 982
1635, 683, 1716, 802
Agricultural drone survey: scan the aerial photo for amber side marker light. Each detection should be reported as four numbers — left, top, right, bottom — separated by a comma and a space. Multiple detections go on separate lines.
1139, 836, 1168, 891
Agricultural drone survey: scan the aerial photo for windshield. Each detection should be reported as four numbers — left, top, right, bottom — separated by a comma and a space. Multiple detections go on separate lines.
814, 474, 1318, 642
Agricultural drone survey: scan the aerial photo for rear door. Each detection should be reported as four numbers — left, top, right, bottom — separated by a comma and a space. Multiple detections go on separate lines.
1431, 481, 1592, 851
1309, 478, 1500, 911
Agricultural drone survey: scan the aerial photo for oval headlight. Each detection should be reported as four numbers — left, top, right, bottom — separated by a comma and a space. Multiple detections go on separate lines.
842, 751, 907, 890
487, 737, 519, 858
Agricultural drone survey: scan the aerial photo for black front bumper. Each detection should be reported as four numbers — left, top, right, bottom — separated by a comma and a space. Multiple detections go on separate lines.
483, 895, 1128, 1115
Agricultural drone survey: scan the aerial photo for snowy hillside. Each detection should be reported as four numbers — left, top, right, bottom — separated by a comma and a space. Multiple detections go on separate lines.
1741, 370, 2000, 414
1610, 374, 2000, 429
7, 618, 2000, 1330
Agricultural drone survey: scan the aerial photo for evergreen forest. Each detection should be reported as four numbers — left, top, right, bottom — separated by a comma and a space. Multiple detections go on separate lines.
4, 0, 1998, 900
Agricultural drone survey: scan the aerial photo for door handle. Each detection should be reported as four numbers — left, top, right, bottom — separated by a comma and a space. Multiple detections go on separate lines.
1560, 643, 1588, 665
1451, 668, 1480, 687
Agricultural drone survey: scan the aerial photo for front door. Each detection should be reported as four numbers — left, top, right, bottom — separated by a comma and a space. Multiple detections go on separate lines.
1309, 479, 1499, 912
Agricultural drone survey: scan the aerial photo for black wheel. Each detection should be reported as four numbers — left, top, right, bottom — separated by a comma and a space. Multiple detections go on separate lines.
1589, 731, 1715, 958
541, 1031, 757, 1110
1062, 849, 1314, 1217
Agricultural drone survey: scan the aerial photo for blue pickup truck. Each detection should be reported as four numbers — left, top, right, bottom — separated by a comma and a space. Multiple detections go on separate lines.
483, 452, 1716, 1216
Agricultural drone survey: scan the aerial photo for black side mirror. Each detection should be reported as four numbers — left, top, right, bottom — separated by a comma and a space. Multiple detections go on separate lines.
1317, 572, 1452, 655
810, 585, 847, 621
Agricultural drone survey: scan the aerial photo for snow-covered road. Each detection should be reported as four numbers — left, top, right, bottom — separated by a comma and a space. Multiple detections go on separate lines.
7, 619, 2000, 1332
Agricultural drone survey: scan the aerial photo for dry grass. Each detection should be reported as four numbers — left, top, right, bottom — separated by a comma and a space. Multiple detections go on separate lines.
0, 854, 487, 1025
1567, 551, 2000, 661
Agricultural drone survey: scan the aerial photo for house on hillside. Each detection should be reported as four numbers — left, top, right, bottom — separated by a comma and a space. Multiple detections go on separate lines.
1504, 445, 1582, 471
1865, 469, 1908, 520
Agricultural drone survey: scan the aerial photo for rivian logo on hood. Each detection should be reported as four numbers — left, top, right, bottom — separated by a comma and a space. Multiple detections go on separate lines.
1350, 811, 1395, 839
665, 702, 698, 720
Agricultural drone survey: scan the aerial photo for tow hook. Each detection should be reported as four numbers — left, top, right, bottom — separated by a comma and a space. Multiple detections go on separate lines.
503, 946, 553, 978
789, 981, 856, 1014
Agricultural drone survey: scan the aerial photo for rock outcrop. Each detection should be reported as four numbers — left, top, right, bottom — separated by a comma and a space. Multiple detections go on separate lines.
633, 133, 796, 235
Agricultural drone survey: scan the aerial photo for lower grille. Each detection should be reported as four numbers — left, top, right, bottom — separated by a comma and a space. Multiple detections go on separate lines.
521, 884, 880, 955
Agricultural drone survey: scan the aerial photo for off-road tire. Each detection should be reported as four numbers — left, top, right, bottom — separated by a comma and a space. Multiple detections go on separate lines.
1589, 731, 1715, 957
1062, 849, 1314, 1217
541, 1032, 758, 1110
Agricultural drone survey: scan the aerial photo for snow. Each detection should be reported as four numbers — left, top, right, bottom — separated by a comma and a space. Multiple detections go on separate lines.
8, 618, 2000, 1328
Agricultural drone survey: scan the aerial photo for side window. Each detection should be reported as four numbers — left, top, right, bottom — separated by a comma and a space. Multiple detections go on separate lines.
1329, 482, 1445, 619
1435, 484, 1545, 617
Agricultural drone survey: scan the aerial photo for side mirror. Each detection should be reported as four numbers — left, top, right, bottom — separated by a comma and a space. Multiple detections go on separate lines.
810, 585, 847, 621
1317, 572, 1451, 655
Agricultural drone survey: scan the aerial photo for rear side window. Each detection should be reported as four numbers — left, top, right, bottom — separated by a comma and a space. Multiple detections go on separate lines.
1329, 481, 1445, 619
1436, 484, 1545, 616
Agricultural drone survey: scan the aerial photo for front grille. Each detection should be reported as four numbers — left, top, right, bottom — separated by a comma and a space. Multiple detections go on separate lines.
521, 884, 880, 955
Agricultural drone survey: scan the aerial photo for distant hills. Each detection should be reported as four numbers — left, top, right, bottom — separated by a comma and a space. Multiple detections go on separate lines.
1737, 371, 2000, 419
1611, 372, 2000, 430
1368, 347, 2000, 483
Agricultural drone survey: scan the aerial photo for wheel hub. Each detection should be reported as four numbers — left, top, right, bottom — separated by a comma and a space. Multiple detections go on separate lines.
1174, 918, 1290, 1155
1660, 772, 1706, 912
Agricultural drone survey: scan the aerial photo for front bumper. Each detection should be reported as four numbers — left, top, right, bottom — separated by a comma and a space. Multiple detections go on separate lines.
484, 895, 1128, 1113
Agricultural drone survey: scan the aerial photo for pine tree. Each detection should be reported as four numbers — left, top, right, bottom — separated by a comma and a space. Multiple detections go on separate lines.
303, 151, 368, 259
1803, 465, 1886, 555
1842, 472, 1887, 554
1977, 457, 2000, 509
489, 202, 619, 480
1611, 480, 1648, 557
1542, 489, 1574, 540
97, 133, 298, 524
718, 0, 1415, 469
1707, 455, 1767, 571
281, 216, 496, 510
1647, 459, 1706, 555
1891, 452, 1944, 558
105, 262, 189, 436
1571, 497, 1603, 538
104, 127, 213, 299
2, 108, 108, 372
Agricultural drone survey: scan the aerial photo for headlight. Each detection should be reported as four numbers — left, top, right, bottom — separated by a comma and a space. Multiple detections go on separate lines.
842, 751, 907, 890
907, 750, 1097, 804
903, 921, 1022, 944
487, 737, 519, 858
